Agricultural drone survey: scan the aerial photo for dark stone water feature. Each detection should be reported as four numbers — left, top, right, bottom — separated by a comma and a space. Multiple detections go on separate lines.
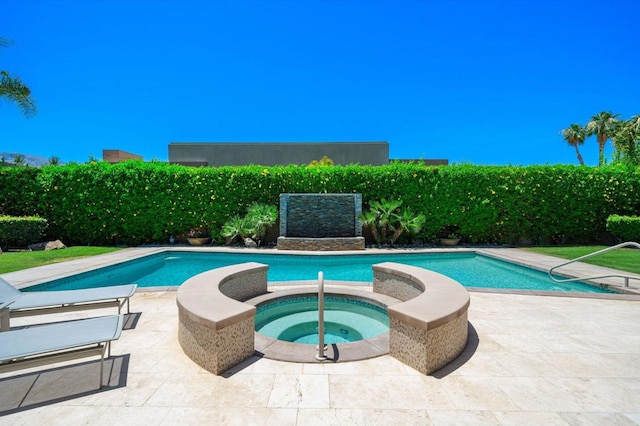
277, 193, 365, 251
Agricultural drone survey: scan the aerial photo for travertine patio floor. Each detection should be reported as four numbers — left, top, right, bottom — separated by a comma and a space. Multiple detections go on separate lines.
1, 248, 640, 425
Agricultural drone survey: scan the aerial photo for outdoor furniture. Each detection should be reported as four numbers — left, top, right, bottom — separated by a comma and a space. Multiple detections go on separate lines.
0, 277, 136, 331
0, 301, 124, 388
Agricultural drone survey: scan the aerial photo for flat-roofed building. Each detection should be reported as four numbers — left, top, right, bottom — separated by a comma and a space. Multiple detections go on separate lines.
103, 149, 142, 163
168, 142, 389, 166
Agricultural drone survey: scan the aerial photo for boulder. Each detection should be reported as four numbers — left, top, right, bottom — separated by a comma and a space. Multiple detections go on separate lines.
244, 237, 257, 248
28, 239, 67, 251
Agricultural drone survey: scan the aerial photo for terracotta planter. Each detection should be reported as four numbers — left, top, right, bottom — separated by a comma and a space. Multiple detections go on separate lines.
439, 238, 460, 246
187, 237, 211, 246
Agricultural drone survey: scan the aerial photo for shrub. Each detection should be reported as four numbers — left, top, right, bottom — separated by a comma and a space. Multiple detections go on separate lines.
360, 198, 426, 245
1, 162, 639, 246
308, 156, 334, 166
0, 215, 48, 249
221, 203, 277, 246
245, 203, 278, 244
606, 215, 640, 242
220, 215, 249, 244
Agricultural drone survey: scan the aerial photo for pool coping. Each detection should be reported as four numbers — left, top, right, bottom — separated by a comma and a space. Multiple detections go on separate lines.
2, 246, 640, 298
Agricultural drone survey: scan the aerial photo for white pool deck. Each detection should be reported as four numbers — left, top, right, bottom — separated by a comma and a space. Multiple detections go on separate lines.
1, 247, 640, 424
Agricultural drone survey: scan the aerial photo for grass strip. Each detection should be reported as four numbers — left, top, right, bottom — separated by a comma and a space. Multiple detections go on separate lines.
522, 246, 640, 275
0, 246, 123, 274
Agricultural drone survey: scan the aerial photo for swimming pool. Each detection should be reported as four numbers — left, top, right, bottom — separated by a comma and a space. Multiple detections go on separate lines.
23, 251, 613, 293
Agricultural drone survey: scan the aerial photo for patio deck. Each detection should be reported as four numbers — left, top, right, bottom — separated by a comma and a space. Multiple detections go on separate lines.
1, 248, 640, 424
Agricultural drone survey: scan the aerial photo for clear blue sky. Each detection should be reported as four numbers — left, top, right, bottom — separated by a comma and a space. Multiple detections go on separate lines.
3, 0, 639, 166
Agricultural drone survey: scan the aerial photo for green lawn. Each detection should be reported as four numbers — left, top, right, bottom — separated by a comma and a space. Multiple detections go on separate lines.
521, 245, 640, 275
0, 247, 123, 274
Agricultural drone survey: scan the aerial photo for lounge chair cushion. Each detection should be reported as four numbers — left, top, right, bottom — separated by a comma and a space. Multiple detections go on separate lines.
0, 314, 124, 361
0, 277, 136, 331
8, 284, 137, 311
0, 314, 124, 388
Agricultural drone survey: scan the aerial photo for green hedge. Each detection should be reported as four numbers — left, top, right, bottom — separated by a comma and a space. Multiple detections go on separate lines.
606, 215, 640, 242
0, 161, 638, 245
0, 215, 49, 249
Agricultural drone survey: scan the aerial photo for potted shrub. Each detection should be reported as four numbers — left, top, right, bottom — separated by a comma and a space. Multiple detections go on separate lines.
187, 228, 211, 246
439, 233, 461, 246
437, 225, 461, 246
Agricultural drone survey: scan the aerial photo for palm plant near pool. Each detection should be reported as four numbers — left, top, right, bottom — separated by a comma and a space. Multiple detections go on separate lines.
246, 203, 277, 245
220, 215, 249, 244
360, 199, 426, 246
221, 203, 277, 246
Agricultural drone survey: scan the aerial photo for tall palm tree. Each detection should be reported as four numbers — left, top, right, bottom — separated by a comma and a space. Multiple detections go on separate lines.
560, 124, 587, 165
11, 153, 26, 166
626, 114, 640, 134
0, 37, 37, 117
586, 111, 619, 166
612, 115, 640, 165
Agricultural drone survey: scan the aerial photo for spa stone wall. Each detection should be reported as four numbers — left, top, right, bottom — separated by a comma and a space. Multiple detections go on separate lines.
178, 311, 255, 375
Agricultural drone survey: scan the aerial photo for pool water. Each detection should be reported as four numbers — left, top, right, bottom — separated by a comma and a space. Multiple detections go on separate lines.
255, 296, 389, 344
24, 251, 613, 293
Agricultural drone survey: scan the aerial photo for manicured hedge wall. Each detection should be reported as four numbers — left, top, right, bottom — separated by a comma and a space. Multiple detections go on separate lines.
0, 161, 638, 245
0, 215, 48, 249
606, 215, 640, 242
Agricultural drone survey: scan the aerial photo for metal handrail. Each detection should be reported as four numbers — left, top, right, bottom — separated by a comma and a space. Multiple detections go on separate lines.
548, 242, 640, 288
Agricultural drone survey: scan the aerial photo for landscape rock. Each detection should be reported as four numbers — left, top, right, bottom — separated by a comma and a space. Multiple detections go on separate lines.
244, 238, 257, 248
28, 239, 67, 251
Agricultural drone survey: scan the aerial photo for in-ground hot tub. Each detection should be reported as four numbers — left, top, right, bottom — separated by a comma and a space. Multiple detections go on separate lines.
255, 294, 389, 344
177, 261, 470, 375
246, 287, 400, 362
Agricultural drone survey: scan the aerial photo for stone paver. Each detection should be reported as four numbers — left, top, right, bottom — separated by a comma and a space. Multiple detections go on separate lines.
1, 288, 639, 425
1, 247, 640, 424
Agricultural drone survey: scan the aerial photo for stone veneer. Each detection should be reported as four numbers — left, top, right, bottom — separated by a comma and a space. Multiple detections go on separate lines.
177, 260, 469, 376
373, 262, 470, 375
276, 236, 365, 251
277, 193, 365, 251
389, 313, 468, 374
372, 272, 423, 302
177, 310, 255, 374
176, 262, 268, 375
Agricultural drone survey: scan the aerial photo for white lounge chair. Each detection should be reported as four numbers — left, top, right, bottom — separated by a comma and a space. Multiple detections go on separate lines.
0, 299, 124, 388
0, 277, 136, 331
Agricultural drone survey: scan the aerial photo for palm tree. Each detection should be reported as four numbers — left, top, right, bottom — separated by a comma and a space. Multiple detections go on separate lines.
391, 208, 426, 244
0, 37, 37, 117
359, 199, 402, 244
586, 111, 619, 166
612, 115, 640, 165
624, 114, 640, 136
11, 153, 26, 166
220, 215, 249, 244
560, 124, 587, 165
359, 199, 425, 245
245, 203, 278, 245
